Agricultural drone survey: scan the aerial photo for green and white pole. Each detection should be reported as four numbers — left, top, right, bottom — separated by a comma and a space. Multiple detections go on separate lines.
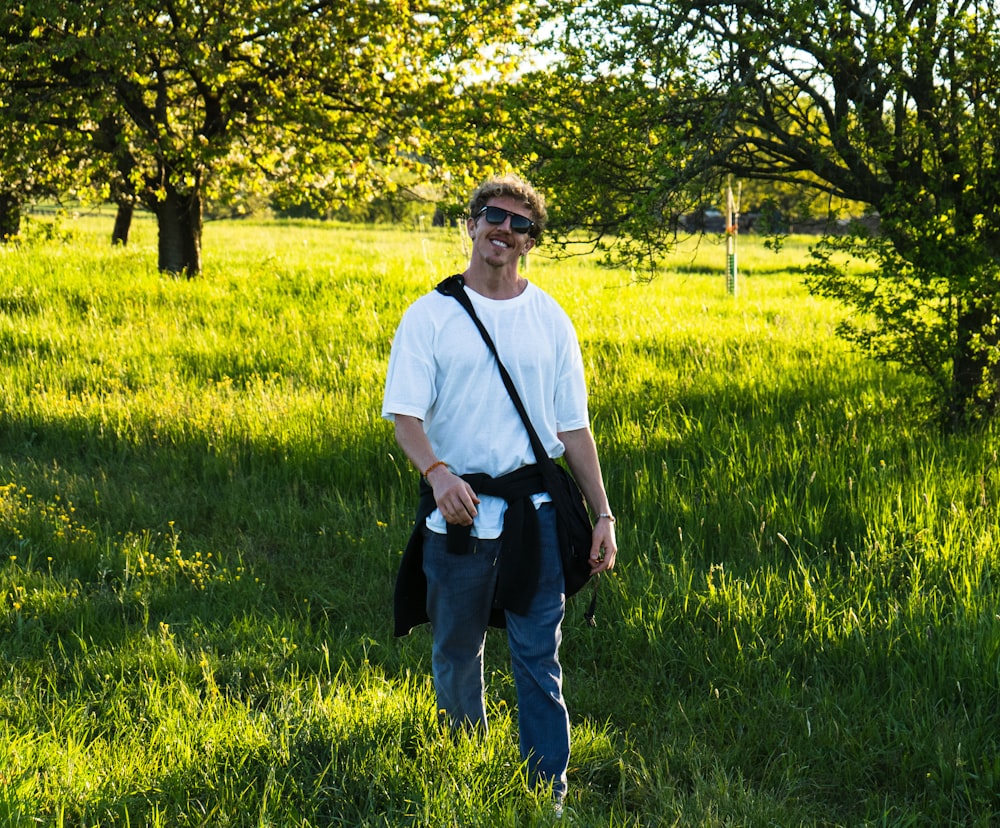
726, 180, 741, 296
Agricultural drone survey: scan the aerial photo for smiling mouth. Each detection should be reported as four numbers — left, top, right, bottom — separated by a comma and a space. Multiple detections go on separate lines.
490, 238, 511, 249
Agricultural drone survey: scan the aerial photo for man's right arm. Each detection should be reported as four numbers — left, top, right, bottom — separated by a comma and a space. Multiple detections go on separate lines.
393, 414, 480, 526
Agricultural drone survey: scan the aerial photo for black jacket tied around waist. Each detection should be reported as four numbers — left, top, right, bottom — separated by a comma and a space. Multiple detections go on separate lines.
393, 464, 549, 637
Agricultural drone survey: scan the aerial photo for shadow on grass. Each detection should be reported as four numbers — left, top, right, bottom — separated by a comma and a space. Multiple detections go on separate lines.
0, 406, 413, 686
571, 345, 1000, 823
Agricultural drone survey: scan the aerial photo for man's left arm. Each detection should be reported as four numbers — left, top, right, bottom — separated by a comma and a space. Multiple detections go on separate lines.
558, 427, 618, 573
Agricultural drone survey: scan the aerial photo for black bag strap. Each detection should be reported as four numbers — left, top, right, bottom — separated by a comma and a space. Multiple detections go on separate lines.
436, 274, 600, 622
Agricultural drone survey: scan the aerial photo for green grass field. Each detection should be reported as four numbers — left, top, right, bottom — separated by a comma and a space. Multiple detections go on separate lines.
1, 210, 998, 826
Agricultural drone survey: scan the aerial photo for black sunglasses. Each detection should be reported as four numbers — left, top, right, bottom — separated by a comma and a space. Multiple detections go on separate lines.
474, 205, 535, 235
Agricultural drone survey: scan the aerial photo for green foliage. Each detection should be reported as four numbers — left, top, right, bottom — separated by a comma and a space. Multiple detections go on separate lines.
519, 0, 1000, 427
0, 0, 537, 271
809, 212, 1000, 429
1, 216, 1000, 824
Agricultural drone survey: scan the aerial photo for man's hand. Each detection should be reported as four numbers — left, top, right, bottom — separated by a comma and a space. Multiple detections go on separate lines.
589, 515, 618, 573
426, 464, 480, 526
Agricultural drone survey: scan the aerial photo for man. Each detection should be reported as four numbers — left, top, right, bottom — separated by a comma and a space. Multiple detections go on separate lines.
383, 173, 617, 806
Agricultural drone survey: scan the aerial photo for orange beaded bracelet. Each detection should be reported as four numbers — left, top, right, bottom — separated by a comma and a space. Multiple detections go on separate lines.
422, 460, 448, 478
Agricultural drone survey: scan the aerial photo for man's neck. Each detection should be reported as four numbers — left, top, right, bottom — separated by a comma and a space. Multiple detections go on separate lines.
463, 263, 527, 300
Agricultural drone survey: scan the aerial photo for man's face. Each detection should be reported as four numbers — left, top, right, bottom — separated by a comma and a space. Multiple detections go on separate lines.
467, 195, 536, 267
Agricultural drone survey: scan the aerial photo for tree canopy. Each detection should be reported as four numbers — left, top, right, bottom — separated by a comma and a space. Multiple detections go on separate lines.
512, 0, 1000, 428
1, 0, 534, 274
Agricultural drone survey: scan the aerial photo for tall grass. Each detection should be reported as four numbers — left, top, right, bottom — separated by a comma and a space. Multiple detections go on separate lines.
1, 209, 998, 825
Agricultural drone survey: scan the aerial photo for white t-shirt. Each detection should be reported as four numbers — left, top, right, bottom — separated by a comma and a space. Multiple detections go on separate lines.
383, 281, 589, 538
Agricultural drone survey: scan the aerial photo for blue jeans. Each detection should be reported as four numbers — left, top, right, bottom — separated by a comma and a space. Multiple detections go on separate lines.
422, 503, 569, 798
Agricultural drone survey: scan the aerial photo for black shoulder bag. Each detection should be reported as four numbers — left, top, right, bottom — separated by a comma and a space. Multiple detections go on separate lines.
436, 274, 599, 625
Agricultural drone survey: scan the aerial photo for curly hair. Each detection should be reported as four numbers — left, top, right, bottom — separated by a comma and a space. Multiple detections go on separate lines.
468, 174, 547, 240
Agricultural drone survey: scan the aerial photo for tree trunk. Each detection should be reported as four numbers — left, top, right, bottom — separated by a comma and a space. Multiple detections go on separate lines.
112, 199, 134, 246
97, 114, 139, 248
0, 191, 21, 241
154, 187, 202, 277
949, 300, 1000, 429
